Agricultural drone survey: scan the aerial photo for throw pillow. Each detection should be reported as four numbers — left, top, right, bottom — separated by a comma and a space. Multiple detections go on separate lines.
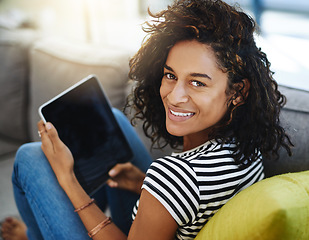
194, 170, 309, 240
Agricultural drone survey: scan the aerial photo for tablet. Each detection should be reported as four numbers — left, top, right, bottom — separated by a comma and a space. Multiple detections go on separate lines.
39, 75, 133, 195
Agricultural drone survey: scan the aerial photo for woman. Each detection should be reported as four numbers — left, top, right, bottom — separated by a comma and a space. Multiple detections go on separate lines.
1, 0, 292, 239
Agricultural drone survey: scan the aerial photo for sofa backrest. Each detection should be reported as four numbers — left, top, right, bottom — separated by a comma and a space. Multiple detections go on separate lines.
263, 86, 309, 177
29, 38, 132, 141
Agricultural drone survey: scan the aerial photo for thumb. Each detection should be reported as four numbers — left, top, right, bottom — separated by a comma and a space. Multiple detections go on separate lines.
45, 122, 63, 150
108, 164, 123, 178
108, 162, 131, 177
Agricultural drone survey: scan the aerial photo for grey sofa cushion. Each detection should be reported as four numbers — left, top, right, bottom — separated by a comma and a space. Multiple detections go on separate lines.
263, 86, 309, 177
0, 29, 37, 144
29, 38, 132, 141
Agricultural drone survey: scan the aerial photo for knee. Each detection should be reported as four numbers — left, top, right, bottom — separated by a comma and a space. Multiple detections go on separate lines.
16, 142, 42, 160
13, 142, 56, 193
14, 142, 45, 172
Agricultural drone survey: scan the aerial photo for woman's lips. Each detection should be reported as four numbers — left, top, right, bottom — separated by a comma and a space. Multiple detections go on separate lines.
168, 108, 195, 122
170, 109, 194, 117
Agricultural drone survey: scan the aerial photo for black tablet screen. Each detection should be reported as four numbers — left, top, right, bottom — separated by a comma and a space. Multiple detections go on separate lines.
39, 76, 133, 195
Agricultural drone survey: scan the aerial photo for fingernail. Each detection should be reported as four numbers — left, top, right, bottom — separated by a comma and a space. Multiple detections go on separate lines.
46, 123, 52, 130
109, 182, 117, 188
109, 169, 115, 176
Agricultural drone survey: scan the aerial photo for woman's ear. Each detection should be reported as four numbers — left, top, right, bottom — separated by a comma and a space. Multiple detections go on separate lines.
232, 79, 250, 106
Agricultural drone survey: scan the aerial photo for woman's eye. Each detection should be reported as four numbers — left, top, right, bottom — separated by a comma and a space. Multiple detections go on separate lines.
164, 73, 176, 80
191, 80, 206, 87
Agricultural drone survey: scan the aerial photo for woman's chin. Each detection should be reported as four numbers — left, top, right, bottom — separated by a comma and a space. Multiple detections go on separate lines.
166, 126, 186, 137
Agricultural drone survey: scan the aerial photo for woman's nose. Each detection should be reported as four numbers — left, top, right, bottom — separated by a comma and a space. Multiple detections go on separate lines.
167, 81, 189, 104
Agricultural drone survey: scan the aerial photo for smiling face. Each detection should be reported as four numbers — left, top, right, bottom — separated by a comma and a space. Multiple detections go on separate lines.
160, 40, 232, 150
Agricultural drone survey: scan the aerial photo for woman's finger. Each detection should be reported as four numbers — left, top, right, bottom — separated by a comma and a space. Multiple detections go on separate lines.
106, 179, 118, 188
44, 122, 65, 152
108, 162, 132, 177
37, 120, 46, 138
108, 164, 121, 177
37, 120, 54, 154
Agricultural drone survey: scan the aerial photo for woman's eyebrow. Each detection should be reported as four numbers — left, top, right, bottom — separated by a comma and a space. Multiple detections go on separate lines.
190, 72, 212, 80
164, 64, 212, 80
164, 64, 174, 72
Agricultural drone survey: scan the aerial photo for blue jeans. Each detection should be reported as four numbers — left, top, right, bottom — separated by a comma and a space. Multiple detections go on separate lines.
12, 109, 152, 240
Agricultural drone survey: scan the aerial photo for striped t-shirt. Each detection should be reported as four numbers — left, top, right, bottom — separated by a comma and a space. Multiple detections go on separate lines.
132, 140, 264, 239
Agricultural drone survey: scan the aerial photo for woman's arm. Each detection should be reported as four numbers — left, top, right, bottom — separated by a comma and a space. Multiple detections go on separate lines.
37, 121, 178, 240
38, 120, 126, 239
129, 189, 178, 240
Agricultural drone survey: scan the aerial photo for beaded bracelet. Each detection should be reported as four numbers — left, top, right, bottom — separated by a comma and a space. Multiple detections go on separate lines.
88, 217, 112, 238
74, 198, 95, 212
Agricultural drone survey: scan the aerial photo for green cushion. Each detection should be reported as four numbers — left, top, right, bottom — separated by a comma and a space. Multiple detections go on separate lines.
194, 171, 309, 240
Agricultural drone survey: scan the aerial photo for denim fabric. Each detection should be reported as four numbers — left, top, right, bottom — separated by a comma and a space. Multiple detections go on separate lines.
12, 108, 152, 239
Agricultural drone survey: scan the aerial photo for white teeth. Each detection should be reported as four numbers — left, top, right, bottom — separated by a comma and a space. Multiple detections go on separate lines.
170, 109, 194, 117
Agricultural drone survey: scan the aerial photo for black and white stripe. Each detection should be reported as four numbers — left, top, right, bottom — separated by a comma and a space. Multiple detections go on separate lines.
132, 140, 264, 239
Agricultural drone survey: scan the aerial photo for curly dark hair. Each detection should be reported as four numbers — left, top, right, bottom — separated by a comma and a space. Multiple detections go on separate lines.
126, 0, 293, 165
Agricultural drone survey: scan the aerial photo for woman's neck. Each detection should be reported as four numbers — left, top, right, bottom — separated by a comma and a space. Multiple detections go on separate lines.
182, 134, 210, 152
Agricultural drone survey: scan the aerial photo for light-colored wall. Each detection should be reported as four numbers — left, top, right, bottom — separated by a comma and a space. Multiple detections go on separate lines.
0, 0, 177, 50
0, 0, 88, 42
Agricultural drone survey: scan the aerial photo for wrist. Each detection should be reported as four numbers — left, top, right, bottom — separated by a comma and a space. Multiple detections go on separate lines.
58, 173, 79, 193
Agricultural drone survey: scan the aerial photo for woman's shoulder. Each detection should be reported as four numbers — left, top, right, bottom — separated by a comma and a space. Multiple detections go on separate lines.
146, 140, 241, 183
143, 156, 200, 225
163, 139, 264, 186
148, 155, 199, 189
141, 140, 264, 226
171, 139, 237, 162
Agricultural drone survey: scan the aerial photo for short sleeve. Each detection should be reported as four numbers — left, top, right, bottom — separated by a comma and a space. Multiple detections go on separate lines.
142, 156, 200, 226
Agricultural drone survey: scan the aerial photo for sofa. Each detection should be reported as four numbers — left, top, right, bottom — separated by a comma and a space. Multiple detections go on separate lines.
1, 32, 309, 239
0, 28, 38, 156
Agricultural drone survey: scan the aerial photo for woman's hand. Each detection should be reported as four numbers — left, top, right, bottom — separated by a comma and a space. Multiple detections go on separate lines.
107, 162, 146, 195
37, 120, 76, 188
